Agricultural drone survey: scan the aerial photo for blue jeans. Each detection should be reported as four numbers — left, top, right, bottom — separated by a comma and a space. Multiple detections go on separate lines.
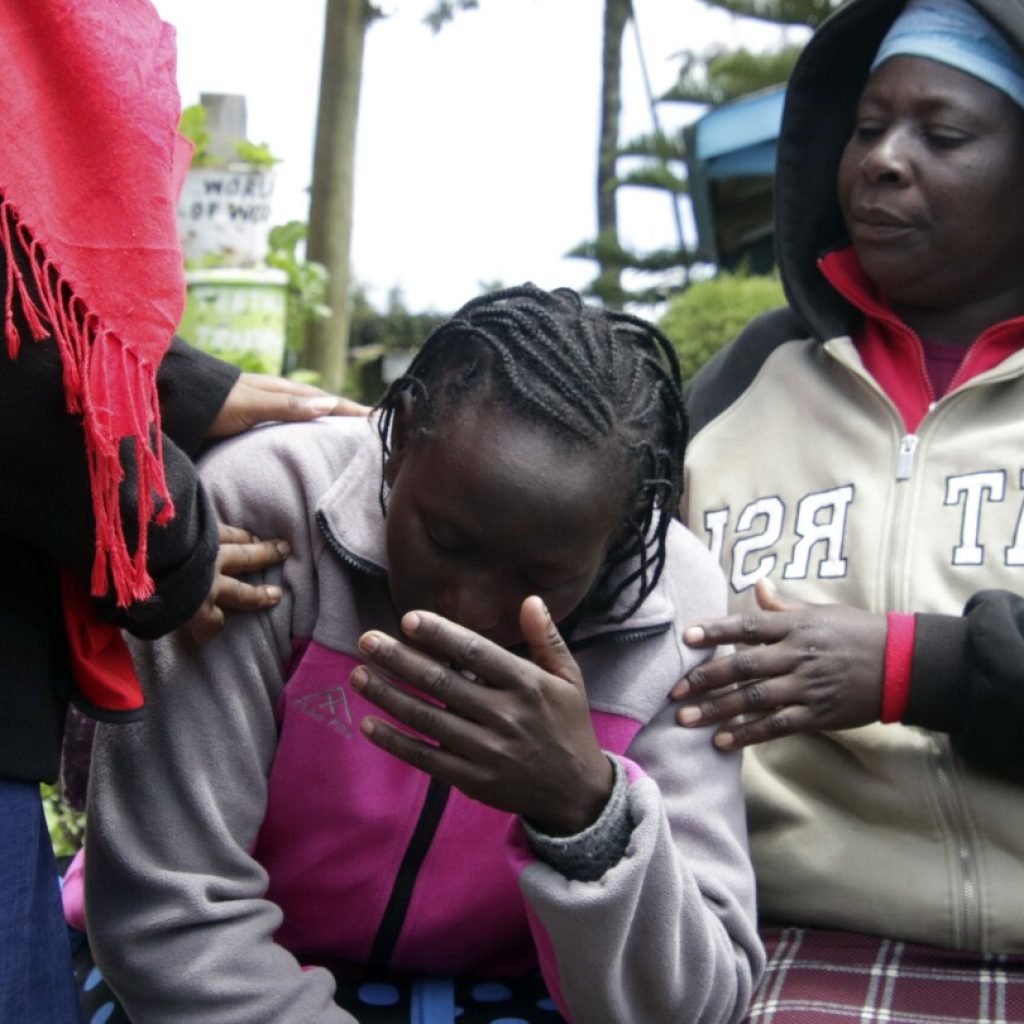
0, 780, 81, 1023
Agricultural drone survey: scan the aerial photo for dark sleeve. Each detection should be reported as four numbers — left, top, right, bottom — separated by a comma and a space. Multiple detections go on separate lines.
157, 336, 241, 457
0, 323, 219, 640
684, 306, 808, 434
904, 591, 1024, 777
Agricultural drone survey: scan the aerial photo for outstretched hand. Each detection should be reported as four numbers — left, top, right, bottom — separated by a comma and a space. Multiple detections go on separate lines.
208, 372, 370, 439
351, 597, 613, 836
672, 577, 887, 749
187, 524, 291, 643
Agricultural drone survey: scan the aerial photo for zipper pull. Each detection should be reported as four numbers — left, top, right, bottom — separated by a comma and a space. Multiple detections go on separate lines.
896, 434, 918, 481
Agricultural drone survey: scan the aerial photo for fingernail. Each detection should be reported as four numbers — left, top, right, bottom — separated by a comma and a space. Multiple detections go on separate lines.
275, 541, 291, 557
264, 585, 282, 603
307, 396, 339, 415
679, 706, 702, 725
714, 732, 735, 750
673, 680, 690, 698
403, 612, 421, 633
359, 633, 380, 654
683, 626, 705, 645
360, 718, 375, 737
351, 666, 368, 689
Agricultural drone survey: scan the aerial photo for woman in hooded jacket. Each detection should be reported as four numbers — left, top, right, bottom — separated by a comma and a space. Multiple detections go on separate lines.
677, 0, 1024, 1019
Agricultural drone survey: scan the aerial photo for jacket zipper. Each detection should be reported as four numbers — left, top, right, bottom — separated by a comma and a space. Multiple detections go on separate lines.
315, 510, 671, 964
891, 401, 982, 949
356, 622, 664, 971
895, 434, 918, 481
931, 738, 981, 949
568, 622, 670, 653
826, 345, 985, 945
367, 777, 451, 971
315, 509, 388, 579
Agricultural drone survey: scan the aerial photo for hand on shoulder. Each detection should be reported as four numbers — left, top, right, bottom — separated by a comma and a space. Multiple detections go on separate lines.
673, 577, 887, 749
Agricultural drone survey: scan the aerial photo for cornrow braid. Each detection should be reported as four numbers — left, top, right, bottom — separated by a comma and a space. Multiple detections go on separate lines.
376, 283, 688, 623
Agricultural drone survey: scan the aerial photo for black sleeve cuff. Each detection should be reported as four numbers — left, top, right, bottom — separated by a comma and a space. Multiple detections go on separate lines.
904, 613, 970, 733
157, 337, 241, 457
95, 458, 220, 639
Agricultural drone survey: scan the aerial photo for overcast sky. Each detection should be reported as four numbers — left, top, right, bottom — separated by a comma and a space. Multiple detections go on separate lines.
153, 0, 789, 313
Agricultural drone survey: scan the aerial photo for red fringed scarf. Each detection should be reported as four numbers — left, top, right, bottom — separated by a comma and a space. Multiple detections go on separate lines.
0, 0, 190, 607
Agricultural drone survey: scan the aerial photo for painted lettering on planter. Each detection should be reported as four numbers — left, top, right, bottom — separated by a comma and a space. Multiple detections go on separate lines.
177, 270, 288, 376
177, 166, 277, 266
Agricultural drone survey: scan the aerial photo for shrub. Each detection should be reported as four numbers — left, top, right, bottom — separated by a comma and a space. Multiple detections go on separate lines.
658, 271, 785, 382
41, 782, 85, 857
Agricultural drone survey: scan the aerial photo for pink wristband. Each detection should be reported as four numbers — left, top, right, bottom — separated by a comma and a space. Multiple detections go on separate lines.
881, 612, 915, 723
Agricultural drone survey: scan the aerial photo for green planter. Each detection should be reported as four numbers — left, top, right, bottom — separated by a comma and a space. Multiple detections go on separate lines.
179, 268, 288, 375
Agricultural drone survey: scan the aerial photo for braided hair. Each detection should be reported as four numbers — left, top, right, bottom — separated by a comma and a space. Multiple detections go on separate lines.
376, 283, 688, 623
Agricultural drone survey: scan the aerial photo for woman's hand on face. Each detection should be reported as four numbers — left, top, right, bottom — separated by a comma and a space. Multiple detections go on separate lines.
351, 596, 614, 837
672, 578, 887, 749
187, 523, 290, 644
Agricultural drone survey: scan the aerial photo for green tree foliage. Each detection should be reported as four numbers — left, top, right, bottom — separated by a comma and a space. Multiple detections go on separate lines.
349, 285, 444, 352
616, 163, 688, 194
663, 44, 804, 105
347, 286, 445, 405
697, 0, 838, 27
41, 782, 85, 857
658, 270, 785, 381
178, 103, 278, 167
674, 0, 847, 102
266, 221, 332, 367
617, 129, 684, 162
573, 0, 835, 307
576, 0, 857, 309
423, 0, 479, 33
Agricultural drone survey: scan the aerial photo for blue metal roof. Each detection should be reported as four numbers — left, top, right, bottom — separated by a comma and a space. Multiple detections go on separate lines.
690, 86, 785, 179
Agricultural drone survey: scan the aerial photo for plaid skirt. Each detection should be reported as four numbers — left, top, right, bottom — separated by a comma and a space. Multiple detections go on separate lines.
746, 927, 1024, 1024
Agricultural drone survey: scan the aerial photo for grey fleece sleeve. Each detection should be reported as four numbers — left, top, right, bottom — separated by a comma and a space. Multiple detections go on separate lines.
516, 705, 762, 1024
86, 599, 354, 1024
512, 531, 763, 1024
85, 429, 356, 1024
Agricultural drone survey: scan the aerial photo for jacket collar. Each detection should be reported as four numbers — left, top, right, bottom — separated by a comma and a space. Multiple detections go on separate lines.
820, 246, 1024, 432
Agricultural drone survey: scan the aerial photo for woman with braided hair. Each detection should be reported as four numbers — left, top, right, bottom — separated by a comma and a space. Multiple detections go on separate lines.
79, 284, 763, 1024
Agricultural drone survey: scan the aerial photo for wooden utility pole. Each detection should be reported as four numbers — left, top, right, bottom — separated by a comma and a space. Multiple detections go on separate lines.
595, 0, 632, 308
302, 0, 379, 393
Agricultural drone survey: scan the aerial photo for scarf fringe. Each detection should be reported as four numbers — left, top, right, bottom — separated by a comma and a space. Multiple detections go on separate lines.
0, 198, 174, 607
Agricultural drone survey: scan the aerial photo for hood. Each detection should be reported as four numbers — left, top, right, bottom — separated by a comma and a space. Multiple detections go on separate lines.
774, 0, 1024, 342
